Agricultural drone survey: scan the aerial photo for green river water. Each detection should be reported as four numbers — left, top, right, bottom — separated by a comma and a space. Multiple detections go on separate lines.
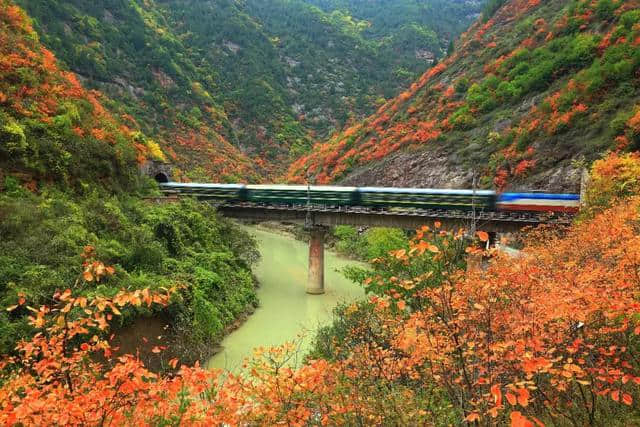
207, 227, 365, 372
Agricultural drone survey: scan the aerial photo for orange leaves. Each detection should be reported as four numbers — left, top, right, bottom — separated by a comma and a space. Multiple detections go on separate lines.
490, 384, 503, 406
2, 5, 27, 30
391, 249, 407, 261
81, 247, 116, 283
521, 357, 553, 375
83, 270, 94, 282
410, 239, 440, 255
59, 289, 72, 301
513, 159, 536, 177
510, 411, 535, 427
627, 107, 640, 135
465, 412, 481, 422
90, 127, 107, 141
0, 249, 186, 425
516, 388, 530, 407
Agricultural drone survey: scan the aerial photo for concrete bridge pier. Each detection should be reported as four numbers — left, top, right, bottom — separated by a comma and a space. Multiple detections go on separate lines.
307, 226, 326, 295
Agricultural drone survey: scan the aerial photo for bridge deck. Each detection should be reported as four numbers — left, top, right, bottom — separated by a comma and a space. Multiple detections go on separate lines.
215, 202, 571, 232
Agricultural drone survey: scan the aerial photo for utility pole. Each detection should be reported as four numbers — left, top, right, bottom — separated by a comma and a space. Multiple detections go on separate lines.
305, 169, 312, 230
471, 170, 477, 238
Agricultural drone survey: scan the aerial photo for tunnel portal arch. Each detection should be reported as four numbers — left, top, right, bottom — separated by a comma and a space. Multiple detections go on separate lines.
140, 160, 172, 183
154, 172, 170, 183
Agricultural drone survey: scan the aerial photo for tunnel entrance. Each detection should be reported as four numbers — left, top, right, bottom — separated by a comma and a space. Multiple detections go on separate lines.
154, 172, 169, 183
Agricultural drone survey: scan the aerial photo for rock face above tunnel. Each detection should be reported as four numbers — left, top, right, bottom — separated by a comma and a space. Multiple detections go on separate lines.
140, 160, 172, 183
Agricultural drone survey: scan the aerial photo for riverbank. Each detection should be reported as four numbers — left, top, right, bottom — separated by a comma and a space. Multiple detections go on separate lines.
111, 224, 365, 371
207, 226, 365, 372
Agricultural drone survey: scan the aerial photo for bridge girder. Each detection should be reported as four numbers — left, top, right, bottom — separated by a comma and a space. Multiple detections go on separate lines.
217, 205, 565, 233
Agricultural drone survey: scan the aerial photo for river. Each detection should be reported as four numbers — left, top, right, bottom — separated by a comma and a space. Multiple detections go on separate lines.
207, 226, 365, 372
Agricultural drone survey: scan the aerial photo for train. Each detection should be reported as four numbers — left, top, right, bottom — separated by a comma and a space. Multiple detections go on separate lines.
159, 183, 581, 214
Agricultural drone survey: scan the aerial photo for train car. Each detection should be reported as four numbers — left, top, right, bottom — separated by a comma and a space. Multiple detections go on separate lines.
497, 192, 580, 213
159, 183, 580, 214
159, 183, 246, 201
245, 185, 357, 206
357, 187, 497, 211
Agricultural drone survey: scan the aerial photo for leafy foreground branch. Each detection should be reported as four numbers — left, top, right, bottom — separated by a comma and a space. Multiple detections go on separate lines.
4, 166, 640, 424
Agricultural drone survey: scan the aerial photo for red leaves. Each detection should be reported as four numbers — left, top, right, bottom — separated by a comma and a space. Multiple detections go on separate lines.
516, 388, 530, 407
510, 411, 534, 427
611, 390, 620, 402
490, 384, 503, 406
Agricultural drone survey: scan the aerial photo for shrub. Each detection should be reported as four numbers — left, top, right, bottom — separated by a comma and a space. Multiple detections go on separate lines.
449, 105, 477, 130
0, 189, 259, 359
582, 151, 640, 218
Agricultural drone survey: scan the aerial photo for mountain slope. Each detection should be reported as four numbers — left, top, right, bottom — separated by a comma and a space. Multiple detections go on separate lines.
0, 1, 261, 359
16, 0, 482, 181
0, 1, 145, 189
288, 0, 640, 192
307, 0, 479, 42
14, 0, 262, 182
243, 0, 483, 141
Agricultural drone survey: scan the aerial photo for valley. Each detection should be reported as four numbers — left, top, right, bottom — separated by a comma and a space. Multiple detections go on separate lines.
2, 0, 640, 425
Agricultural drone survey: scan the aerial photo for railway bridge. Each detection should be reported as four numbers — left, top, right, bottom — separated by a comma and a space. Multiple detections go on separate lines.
158, 183, 576, 295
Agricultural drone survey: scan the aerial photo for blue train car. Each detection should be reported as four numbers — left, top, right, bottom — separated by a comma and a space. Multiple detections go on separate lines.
497, 192, 580, 213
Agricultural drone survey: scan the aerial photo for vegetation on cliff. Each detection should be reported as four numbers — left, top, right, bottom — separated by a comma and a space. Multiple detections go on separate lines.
288, 0, 640, 190
16, 0, 481, 180
0, 1, 260, 362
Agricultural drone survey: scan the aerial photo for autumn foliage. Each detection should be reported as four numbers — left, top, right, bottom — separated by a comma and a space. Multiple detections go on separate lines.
582, 151, 640, 217
0, 1, 262, 185
4, 153, 640, 424
287, 0, 640, 189
0, 0, 150, 184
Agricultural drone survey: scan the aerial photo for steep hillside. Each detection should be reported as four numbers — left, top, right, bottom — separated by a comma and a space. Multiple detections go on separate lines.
14, 0, 263, 182
0, 2, 145, 189
288, 0, 640, 192
307, 0, 480, 43
244, 0, 483, 142
16, 0, 481, 180
0, 1, 260, 361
